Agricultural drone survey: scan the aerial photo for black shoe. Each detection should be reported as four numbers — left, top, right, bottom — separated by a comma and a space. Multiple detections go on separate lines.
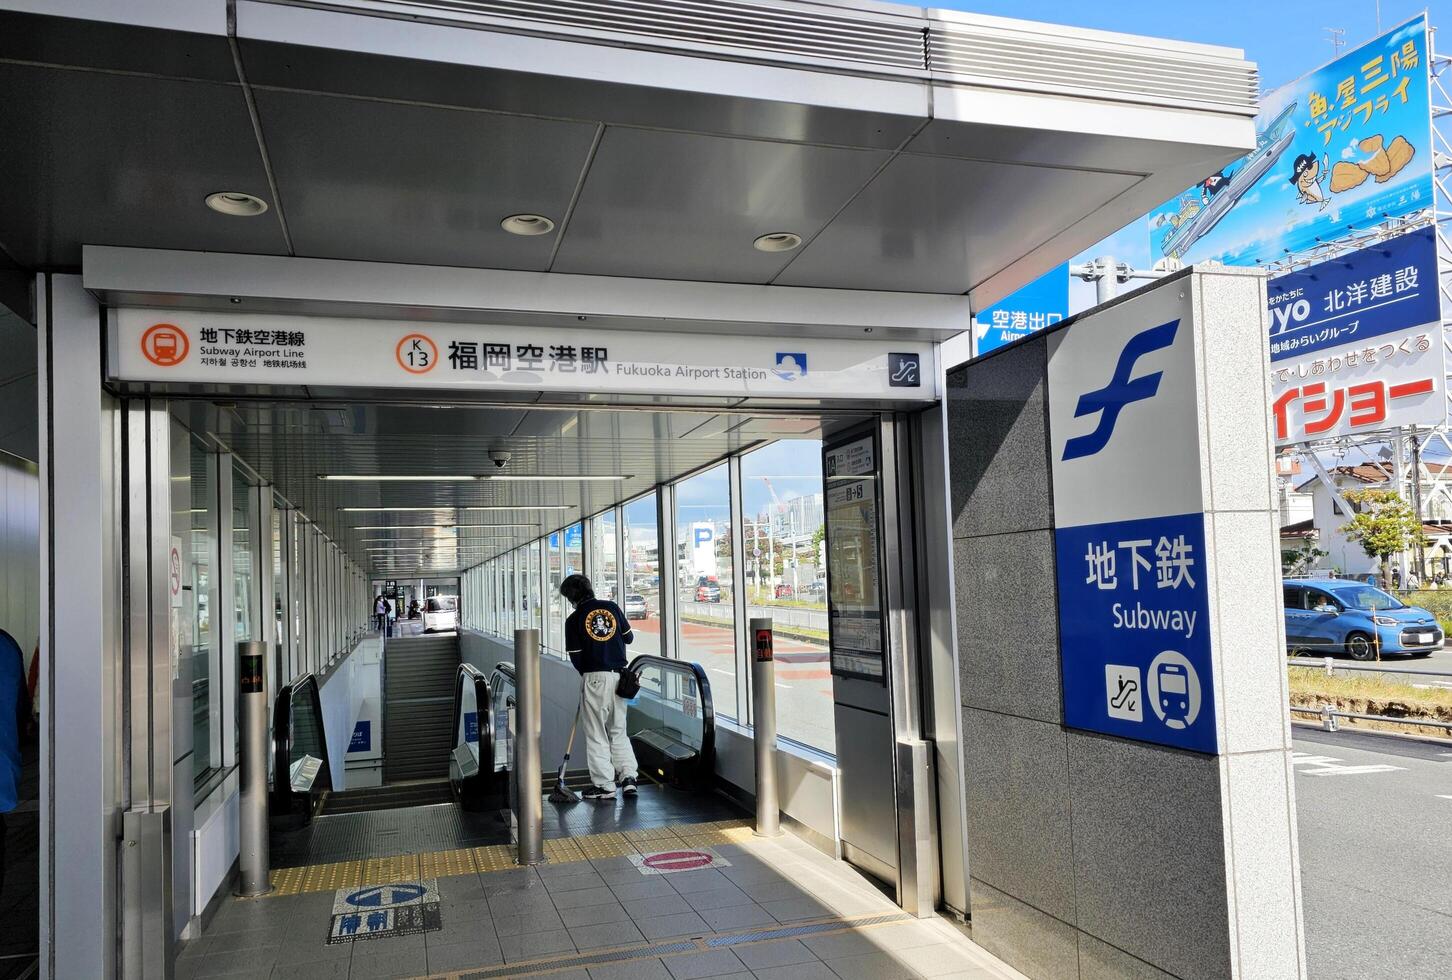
618, 776, 638, 795
583, 785, 616, 801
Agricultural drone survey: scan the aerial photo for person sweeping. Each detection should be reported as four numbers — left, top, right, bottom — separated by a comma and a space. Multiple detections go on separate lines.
559, 574, 640, 801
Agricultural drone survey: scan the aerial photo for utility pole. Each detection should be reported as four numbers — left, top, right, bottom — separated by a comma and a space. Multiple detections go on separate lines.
1411, 432, 1427, 578
1325, 27, 1345, 56
1069, 256, 1174, 304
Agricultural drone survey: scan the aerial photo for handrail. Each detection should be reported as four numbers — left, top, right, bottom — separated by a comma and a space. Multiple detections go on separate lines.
270, 671, 333, 828
449, 663, 506, 810
627, 654, 716, 777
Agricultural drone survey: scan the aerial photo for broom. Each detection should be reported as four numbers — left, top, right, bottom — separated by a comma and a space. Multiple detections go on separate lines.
548, 692, 584, 805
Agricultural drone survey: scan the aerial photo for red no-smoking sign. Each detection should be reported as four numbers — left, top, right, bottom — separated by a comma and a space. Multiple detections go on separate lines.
631, 849, 731, 876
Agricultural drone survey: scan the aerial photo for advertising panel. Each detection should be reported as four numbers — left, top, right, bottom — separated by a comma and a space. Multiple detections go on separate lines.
823, 434, 885, 682
972, 263, 1069, 356
1047, 284, 1217, 754
112, 309, 937, 402
1269, 224, 1445, 444
1148, 16, 1432, 268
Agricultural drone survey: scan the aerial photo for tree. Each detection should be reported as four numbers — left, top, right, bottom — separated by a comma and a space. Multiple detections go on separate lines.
1339, 489, 1427, 572
810, 525, 827, 552
1281, 543, 1328, 576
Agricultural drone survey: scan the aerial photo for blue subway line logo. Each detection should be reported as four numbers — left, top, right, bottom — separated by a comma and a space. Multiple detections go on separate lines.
1061, 319, 1180, 461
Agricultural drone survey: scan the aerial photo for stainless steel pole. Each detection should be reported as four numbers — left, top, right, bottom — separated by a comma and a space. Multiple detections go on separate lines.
750, 618, 782, 837
513, 629, 545, 865
237, 640, 271, 896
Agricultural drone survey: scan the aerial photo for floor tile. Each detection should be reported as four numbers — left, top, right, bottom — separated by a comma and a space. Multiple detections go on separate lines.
667, 869, 731, 894
493, 908, 566, 936
760, 898, 834, 923
587, 958, 675, 980
683, 884, 753, 912
663, 948, 748, 979
821, 950, 919, 980
697, 903, 778, 931
611, 878, 678, 901
552, 885, 621, 910
270, 958, 351, 980
425, 938, 506, 972
635, 911, 712, 941
621, 895, 687, 919
498, 928, 576, 962
751, 962, 840, 980
560, 901, 633, 928
346, 945, 429, 979
889, 943, 1001, 978
209, 927, 284, 954
543, 871, 608, 892
733, 939, 820, 970
567, 920, 646, 950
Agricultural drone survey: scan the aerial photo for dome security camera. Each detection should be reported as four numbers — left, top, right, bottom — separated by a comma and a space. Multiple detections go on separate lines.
489, 450, 512, 469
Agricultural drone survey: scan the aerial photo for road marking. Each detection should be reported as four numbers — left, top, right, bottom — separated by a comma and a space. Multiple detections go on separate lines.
1291, 752, 1406, 777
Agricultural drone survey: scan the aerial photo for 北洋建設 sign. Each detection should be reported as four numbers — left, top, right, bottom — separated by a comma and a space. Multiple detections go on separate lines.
110, 309, 937, 402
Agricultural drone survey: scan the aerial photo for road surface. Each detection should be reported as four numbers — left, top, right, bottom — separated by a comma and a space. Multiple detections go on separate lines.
1293, 725, 1452, 978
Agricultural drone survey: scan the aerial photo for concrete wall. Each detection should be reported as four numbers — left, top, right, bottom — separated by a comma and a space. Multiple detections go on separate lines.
947, 270, 1305, 979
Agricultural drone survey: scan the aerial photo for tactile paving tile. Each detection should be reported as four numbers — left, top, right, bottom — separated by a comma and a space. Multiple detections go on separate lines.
420, 847, 476, 879
542, 837, 587, 865
575, 832, 638, 859
622, 826, 684, 847
363, 853, 420, 885
471, 844, 515, 873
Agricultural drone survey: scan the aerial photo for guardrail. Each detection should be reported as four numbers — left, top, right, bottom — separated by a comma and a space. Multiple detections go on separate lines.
1287, 657, 1452, 734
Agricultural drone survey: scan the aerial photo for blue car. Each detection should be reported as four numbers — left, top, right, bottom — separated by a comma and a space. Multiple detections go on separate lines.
1282, 579, 1442, 660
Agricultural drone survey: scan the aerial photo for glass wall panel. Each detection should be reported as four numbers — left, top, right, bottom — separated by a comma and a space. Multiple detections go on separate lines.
591, 512, 619, 603
272, 504, 285, 684
232, 468, 255, 644
173, 423, 217, 785
622, 493, 662, 657
545, 532, 564, 655
548, 523, 583, 657
525, 540, 542, 633
673, 465, 737, 720
741, 441, 833, 753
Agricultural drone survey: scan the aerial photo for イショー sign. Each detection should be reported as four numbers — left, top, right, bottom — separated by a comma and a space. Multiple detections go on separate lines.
108, 309, 937, 402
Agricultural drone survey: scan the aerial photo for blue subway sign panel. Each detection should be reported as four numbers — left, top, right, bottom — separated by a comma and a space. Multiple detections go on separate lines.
349, 720, 371, 753
1268, 224, 1440, 362
1056, 514, 1216, 753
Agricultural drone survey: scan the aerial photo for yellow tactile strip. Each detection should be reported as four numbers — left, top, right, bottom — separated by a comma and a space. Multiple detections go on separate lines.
261, 818, 753, 898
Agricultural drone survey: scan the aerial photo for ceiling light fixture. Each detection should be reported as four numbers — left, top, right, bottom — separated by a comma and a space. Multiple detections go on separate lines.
350, 523, 539, 531
205, 191, 270, 217
339, 506, 572, 513
500, 213, 556, 236
753, 232, 802, 253
323, 474, 624, 483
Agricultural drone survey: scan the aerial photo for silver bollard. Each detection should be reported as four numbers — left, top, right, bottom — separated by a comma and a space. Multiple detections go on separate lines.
514, 629, 545, 865
237, 640, 271, 896
750, 618, 782, 837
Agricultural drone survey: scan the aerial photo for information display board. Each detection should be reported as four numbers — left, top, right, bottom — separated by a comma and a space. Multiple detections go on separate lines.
823, 433, 886, 682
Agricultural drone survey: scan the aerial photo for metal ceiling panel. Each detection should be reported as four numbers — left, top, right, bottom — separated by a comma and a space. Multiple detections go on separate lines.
0, 64, 287, 269
775, 152, 1139, 293
253, 90, 598, 268
553, 127, 890, 283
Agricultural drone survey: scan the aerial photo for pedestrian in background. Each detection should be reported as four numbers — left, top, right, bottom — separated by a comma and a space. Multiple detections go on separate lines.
0, 627, 28, 898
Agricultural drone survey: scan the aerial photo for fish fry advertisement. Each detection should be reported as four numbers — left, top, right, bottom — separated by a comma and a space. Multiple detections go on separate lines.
1148, 16, 1432, 268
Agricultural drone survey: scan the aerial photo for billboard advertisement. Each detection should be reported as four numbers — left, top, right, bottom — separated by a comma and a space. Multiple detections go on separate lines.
1269, 224, 1444, 445
1149, 16, 1433, 268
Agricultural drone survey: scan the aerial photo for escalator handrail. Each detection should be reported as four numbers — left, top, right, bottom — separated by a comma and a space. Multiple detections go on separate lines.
450, 663, 494, 770
271, 671, 333, 806
625, 654, 716, 767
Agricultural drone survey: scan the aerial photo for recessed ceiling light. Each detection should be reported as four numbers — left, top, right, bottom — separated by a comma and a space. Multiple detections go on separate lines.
501, 213, 556, 236
753, 232, 802, 253
350, 523, 538, 530
320, 475, 476, 482
205, 191, 270, 217
324, 474, 622, 483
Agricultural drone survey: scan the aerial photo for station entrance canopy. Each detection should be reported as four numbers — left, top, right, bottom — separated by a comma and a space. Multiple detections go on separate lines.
1, 0, 1256, 311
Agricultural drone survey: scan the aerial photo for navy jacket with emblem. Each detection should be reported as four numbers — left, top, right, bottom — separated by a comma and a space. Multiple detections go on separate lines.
565, 597, 634, 674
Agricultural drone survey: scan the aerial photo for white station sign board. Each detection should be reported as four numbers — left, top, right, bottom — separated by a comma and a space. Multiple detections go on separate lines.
109, 309, 937, 401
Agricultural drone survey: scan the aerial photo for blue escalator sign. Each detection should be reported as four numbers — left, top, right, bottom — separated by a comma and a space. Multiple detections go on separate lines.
349, 720, 371, 753
464, 711, 479, 743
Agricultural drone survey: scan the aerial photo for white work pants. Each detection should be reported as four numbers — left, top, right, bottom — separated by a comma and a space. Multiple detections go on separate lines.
580, 670, 637, 790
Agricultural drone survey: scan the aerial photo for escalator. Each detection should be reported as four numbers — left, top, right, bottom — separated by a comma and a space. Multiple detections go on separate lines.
267, 651, 735, 870
381, 632, 460, 783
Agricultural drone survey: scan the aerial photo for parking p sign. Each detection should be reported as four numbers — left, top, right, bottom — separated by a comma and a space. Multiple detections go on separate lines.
1047, 284, 1218, 754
